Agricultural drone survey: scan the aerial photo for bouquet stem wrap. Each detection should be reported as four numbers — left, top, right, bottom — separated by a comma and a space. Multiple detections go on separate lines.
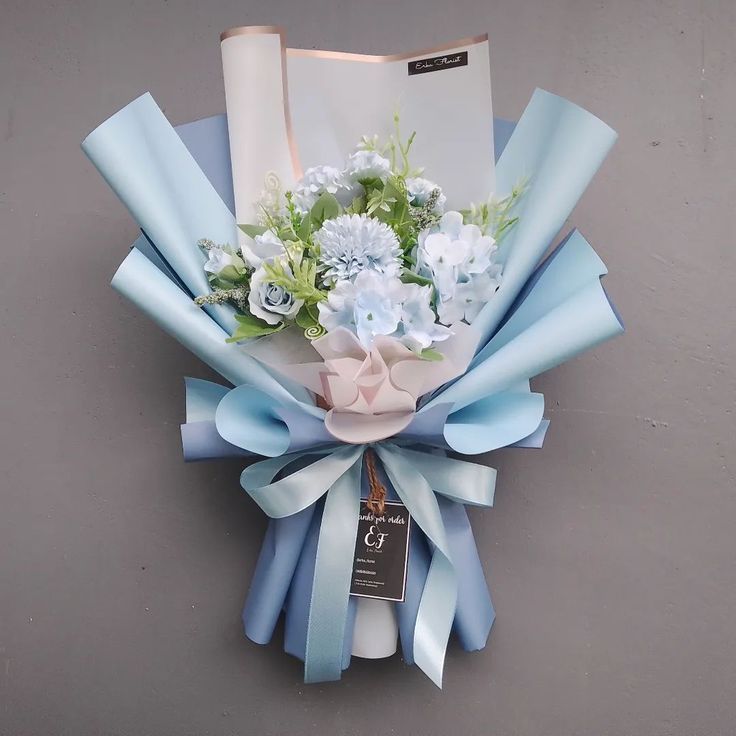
240, 442, 495, 686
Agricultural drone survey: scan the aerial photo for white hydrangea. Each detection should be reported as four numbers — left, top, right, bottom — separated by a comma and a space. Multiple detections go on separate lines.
418, 211, 502, 326
405, 177, 446, 213
344, 150, 392, 182
292, 165, 353, 212
318, 270, 451, 350
396, 282, 453, 351
315, 213, 401, 284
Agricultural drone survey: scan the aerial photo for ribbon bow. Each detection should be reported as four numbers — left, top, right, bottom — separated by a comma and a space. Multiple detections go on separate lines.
240, 441, 496, 687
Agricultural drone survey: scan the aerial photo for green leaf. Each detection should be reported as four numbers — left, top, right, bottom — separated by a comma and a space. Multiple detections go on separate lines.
309, 192, 341, 228
297, 213, 312, 241
238, 224, 268, 238
400, 271, 434, 288
217, 264, 247, 284
419, 347, 444, 362
226, 312, 284, 342
357, 177, 384, 191
295, 303, 320, 330
348, 195, 366, 214
383, 178, 405, 202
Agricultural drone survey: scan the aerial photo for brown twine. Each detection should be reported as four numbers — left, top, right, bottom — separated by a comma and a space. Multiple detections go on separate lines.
364, 448, 386, 517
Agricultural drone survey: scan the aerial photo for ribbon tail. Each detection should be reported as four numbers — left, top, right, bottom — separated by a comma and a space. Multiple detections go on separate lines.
304, 453, 364, 683
438, 497, 495, 650
376, 445, 457, 688
396, 529, 432, 665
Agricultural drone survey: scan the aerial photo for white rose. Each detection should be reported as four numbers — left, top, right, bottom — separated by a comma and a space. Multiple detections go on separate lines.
248, 261, 304, 325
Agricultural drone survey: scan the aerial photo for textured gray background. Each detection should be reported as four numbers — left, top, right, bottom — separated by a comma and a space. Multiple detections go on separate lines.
1, 0, 734, 734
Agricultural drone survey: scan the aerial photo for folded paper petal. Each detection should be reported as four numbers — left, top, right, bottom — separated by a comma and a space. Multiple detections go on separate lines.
185, 377, 229, 422
428, 230, 624, 413
112, 249, 311, 404
470, 89, 618, 347
477, 229, 610, 361
215, 383, 327, 457
181, 421, 251, 461
510, 418, 551, 448
443, 388, 546, 454
327, 411, 415, 444
272, 325, 479, 444
82, 92, 238, 334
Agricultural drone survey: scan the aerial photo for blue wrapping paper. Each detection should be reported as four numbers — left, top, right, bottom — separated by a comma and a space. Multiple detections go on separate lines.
84, 89, 623, 687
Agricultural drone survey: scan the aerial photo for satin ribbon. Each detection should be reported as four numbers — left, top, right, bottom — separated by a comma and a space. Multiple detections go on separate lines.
239, 442, 496, 687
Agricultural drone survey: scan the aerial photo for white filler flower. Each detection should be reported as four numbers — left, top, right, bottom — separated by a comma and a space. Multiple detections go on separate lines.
292, 165, 348, 212
315, 213, 401, 284
344, 150, 392, 182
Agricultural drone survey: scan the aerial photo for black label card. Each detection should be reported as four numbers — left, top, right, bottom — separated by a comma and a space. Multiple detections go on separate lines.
408, 50, 468, 76
350, 501, 411, 602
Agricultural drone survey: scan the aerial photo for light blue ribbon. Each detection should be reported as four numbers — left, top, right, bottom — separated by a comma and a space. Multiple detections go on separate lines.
239, 442, 495, 687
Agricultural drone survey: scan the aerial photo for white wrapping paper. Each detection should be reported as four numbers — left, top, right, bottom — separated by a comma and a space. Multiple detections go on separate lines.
221, 27, 496, 235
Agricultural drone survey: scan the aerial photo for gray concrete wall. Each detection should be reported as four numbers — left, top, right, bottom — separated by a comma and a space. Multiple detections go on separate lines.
1, 1, 734, 734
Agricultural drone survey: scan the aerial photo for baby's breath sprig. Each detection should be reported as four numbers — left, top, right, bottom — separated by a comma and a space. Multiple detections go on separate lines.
194, 285, 249, 312
197, 237, 247, 263
411, 188, 443, 232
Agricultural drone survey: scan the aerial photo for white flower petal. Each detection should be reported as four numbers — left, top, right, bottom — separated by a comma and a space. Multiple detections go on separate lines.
439, 211, 463, 239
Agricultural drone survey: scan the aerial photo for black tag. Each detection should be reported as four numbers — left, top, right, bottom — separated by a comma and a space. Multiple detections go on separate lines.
408, 50, 468, 76
350, 501, 411, 602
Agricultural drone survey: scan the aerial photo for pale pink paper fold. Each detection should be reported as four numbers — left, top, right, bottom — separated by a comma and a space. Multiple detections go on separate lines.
271, 324, 479, 443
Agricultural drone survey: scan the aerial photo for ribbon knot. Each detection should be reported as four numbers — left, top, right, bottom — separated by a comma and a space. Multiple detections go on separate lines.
240, 441, 496, 687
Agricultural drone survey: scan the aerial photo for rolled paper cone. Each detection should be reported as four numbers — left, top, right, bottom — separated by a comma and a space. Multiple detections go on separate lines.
351, 598, 399, 659
220, 27, 300, 253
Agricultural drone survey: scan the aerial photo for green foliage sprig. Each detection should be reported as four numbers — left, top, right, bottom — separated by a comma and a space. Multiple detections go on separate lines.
461, 178, 528, 243
196, 119, 528, 346
261, 257, 327, 305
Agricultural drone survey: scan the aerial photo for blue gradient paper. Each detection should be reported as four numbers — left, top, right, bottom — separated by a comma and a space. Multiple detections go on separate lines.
111, 249, 310, 404
82, 93, 238, 335
428, 230, 624, 413
471, 89, 618, 347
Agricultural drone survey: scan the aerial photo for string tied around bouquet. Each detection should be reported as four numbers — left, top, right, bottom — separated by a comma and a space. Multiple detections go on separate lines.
364, 447, 386, 517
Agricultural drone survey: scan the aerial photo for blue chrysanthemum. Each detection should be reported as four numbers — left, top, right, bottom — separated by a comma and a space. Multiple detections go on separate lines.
315, 213, 401, 284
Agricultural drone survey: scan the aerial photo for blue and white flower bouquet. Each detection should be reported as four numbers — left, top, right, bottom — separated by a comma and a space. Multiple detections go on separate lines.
82, 27, 623, 687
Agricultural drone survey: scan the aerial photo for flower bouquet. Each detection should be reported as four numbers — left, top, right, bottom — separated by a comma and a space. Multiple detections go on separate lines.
82, 27, 623, 687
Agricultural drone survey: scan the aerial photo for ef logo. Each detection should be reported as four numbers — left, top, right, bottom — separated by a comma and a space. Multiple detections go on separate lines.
364, 525, 388, 550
